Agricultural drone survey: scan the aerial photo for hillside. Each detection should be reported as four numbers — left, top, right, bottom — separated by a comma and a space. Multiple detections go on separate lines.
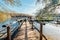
0, 12, 32, 22
0, 13, 11, 22
9, 13, 32, 17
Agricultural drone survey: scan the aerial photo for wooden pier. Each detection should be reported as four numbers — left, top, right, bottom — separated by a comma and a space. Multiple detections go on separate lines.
1, 19, 53, 40
13, 20, 53, 40
14, 21, 40, 40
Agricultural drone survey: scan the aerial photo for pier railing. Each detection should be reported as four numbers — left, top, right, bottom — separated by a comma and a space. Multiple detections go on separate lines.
29, 20, 47, 40
0, 19, 48, 40
1, 20, 24, 40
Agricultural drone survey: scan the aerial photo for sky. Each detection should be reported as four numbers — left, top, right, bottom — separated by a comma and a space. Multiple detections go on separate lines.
0, 0, 45, 16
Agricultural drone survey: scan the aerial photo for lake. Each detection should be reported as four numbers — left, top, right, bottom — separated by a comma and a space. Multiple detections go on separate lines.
0, 19, 20, 38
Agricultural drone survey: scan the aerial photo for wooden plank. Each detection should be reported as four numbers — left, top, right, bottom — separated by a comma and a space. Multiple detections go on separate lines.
14, 21, 39, 40
40, 22, 43, 40
7, 26, 11, 40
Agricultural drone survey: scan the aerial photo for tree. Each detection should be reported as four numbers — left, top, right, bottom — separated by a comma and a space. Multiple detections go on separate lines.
4, 0, 21, 6
36, 0, 60, 20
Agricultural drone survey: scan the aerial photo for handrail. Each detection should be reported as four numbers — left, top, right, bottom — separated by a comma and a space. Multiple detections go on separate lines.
33, 25, 47, 40
0, 20, 24, 39
10, 20, 24, 40
12, 21, 23, 33
28, 19, 47, 40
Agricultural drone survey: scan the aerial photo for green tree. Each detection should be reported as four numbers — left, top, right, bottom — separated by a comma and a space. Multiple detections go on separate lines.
36, 0, 60, 20
4, 0, 21, 6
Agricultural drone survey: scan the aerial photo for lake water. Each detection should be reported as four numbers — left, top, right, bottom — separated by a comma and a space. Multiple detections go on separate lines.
0, 19, 20, 37
34, 22, 60, 40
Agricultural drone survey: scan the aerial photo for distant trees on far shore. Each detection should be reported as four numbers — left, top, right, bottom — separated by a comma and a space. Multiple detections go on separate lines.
0, 12, 11, 22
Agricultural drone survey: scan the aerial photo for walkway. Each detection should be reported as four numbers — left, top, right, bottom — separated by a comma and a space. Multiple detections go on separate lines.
14, 21, 39, 40
13, 20, 53, 40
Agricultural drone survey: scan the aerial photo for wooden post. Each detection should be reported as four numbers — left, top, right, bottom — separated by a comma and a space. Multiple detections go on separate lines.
7, 26, 11, 40
31, 20, 34, 30
40, 22, 43, 40
2, 25, 11, 40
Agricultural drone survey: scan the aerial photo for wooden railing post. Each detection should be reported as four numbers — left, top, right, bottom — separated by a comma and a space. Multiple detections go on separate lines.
31, 20, 34, 30
7, 26, 11, 40
2, 25, 11, 40
40, 22, 43, 40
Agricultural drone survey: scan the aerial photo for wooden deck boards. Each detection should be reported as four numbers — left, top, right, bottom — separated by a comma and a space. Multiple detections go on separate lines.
13, 21, 53, 40
14, 21, 39, 40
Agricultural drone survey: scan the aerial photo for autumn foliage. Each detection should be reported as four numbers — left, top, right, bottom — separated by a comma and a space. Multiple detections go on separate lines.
0, 13, 11, 22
